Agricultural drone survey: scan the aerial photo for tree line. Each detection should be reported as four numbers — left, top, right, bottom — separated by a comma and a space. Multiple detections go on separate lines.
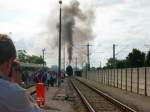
104, 48, 150, 69
17, 50, 45, 65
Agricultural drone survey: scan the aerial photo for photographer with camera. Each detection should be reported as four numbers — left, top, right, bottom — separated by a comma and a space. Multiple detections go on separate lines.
0, 34, 42, 112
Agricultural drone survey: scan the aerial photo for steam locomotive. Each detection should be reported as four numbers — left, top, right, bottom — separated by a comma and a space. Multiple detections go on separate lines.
66, 65, 82, 77
66, 65, 73, 76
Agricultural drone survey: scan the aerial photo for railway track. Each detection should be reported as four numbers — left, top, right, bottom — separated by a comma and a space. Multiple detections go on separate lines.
70, 78, 137, 112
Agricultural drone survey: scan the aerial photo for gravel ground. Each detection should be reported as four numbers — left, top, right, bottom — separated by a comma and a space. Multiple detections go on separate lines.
42, 79, 76, 112
26, 86, 35, 94
78, 77, 150, 112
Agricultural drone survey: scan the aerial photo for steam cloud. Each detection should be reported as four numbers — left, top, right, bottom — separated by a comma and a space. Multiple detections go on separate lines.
44, 0, 95, 65
61, 0, 95, 64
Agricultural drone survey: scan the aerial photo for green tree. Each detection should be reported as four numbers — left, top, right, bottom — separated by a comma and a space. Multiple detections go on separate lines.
126, 48, 145, 67
106, 58, 113, 69
17, 50, 46, 65
145, 50, 150, 66
17, 50, 28, 62
116, 59, 127, 68
105, 58, 127, 69
28, 55, 44, 64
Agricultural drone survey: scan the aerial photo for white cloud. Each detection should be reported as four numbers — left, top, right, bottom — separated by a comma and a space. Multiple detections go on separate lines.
1, 0, 150, 68
90, 0, 150, 67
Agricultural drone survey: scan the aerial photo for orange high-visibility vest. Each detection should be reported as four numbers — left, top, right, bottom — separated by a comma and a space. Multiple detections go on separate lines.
35, 74, 45, 106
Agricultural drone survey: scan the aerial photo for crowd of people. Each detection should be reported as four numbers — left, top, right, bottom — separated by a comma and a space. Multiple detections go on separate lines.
22, 70, 60, 87
46, 71, 57, 87
21, 69, 65, 88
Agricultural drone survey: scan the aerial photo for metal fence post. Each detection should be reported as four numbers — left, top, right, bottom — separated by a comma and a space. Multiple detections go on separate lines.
145, 67, 148, 96
99, 70, 100, 83
111, 69, 112, 86
105, 70, 107, 85
100, 70, 101, 83
137, 68, 139, 94
131, 68, 133, 92
100, 70, 102, 83
114, 69, 115, 87
96, 70, 98, 82
117, 68, 118, 88
102, 69, 104, 84
125, 68, 127, 91
105, 70, 106, 85
107, 70, 108, 85
106, 70, 107, 85
121, 68, 123, 89
101, 70, 102, 83
103, 69, 105, 84
104, 70, 105, 84
108, 69, 110, 85
98, 70, 99, 82
102, 69, 103, 84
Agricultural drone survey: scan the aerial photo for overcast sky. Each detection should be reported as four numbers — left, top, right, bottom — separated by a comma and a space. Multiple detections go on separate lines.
0, 0, 150, 68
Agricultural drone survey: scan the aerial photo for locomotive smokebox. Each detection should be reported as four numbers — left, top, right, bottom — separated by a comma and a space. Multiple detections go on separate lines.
66, 65, 73, 76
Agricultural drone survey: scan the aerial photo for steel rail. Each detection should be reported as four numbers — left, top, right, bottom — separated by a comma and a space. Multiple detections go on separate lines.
76, 78, 137, 112
70, 79, 96, 112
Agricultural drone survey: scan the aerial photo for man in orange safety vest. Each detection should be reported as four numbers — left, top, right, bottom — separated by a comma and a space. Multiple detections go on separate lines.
34, 70, 47, 106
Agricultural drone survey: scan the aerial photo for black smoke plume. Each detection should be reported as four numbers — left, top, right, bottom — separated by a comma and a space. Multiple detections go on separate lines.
61, 0, 95, 64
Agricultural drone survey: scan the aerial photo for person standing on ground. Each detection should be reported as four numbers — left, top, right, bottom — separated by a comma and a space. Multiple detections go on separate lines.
50, 72, 54, 87
46, 71, 50, 87
53, 72, 57, 86
0, 34, 42, 112
34, 70, 47, 106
